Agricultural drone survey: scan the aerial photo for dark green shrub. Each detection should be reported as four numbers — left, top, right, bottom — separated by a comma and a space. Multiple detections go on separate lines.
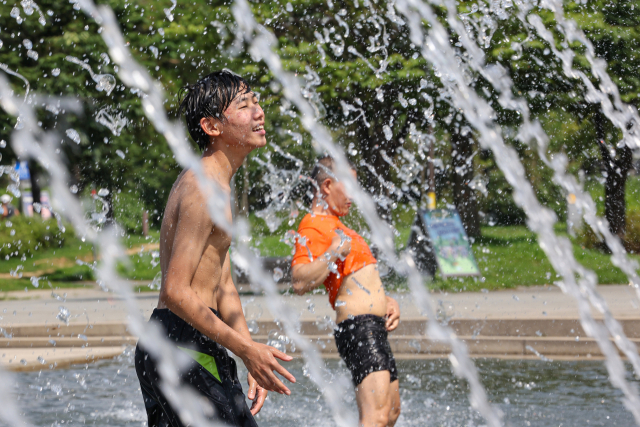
625, 211, 640, 253
46, 264, 95, 281
577, 210, 640, 253
112, 191, 147, 235
0, 216, 73, 258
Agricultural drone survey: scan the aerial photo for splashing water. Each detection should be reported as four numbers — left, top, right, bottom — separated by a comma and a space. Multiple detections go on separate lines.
65, 128, 81, 144
64, 56, 116, 96
95, 107, 128, 136
20, 0, 46, 25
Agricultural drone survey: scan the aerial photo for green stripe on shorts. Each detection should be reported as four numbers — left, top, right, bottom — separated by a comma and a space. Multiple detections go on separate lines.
178, 346, 222, 383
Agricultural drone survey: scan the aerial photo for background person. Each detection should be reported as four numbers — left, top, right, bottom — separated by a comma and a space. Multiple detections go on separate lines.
1, 194, 20, 219
291, 155, 401, 427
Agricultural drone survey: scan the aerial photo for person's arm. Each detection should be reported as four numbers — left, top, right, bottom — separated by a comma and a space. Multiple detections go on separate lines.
385, 296, 400, 332
160, 192, 295, 395
291, 233, 350, 296
217, 255, 267, 415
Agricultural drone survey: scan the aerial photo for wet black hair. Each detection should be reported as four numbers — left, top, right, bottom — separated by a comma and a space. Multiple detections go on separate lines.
178, 70, 251, 151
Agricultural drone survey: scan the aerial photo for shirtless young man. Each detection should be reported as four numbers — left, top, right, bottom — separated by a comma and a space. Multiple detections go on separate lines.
291, 156, 401, 427
135, 71, 296, 427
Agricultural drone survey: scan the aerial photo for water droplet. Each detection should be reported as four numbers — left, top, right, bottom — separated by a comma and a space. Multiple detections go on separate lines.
286, 2, 293, 12
69, 185, 78, 194
20, 0, 34, 15
0, 140, 6, 148
335, 300, 346, 307
383, 125, 392, 141
56, 306, 70, 325
97, 188, 109, 197
27, 50, 38, 60
65, 128, 81, 144
23, 39, 33, 49
38, 16, 46, 25
100, 52, 111, 65
398, 92, 408, 108
10, 7, 20, 18
20, 359, 27, 365
115, 149, 125, 159
272, 267, 283, 281
95, 74, 116, 94
30, 276, 40, 288
52, 68, 61, 77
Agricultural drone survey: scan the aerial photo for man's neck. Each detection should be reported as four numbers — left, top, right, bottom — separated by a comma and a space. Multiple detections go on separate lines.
201, 143, 247, 185
310, 198, 337, 217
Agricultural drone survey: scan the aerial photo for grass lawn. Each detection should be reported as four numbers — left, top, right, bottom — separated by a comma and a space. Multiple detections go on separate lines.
0, 231, 161, 292
422, 225, 638, 292
2, 200, 638, 294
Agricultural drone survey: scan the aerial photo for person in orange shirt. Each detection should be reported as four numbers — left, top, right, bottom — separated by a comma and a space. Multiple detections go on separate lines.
291, 156, 401, 427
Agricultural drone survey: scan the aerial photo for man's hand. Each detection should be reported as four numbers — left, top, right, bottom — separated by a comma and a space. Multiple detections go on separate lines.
385, 296, 400, 332
330, 233, 351, 259
242, 342, 296, 395
247, 373, 267, 415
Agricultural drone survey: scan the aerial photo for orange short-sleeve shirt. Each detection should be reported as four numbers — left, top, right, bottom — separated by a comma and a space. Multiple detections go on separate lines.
291, 213, 377, 309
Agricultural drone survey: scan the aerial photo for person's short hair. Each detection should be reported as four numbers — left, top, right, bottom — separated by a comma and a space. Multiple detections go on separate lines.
310, 155, 355, 193
178, 70, 251, 151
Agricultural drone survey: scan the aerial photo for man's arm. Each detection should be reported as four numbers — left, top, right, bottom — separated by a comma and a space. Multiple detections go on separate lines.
385, 296, 400, 331
160, 192, 295, 395
217, 255, 267, 415
291, 233, 350, 295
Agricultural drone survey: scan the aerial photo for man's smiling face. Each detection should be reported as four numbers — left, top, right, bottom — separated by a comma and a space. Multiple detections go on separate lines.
217, 89, 266, 151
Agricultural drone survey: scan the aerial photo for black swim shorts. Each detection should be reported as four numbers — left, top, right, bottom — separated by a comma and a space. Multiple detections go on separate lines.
334, 314, 398, 386
135, 308, 257, 427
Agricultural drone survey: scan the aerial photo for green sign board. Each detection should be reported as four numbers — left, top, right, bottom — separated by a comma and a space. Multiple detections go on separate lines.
420, 209, 480, 277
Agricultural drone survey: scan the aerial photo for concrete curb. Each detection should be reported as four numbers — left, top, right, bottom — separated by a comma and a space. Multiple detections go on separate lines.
1, 347, 126, 372
2, 317, 639, 366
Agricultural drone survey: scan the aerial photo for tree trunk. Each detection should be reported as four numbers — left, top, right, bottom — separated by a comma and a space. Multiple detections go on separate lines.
28, 160, 41, 214
594, 109, 632, 239
451, 125, 481, 238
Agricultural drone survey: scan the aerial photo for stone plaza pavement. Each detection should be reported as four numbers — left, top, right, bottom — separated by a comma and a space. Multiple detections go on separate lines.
1, 284, 639, 371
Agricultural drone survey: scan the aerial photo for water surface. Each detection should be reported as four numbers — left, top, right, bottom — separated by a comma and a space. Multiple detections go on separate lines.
5, 349, 636, 426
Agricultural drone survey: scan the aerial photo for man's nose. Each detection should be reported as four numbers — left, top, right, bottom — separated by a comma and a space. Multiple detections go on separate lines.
254, 104, 264, 120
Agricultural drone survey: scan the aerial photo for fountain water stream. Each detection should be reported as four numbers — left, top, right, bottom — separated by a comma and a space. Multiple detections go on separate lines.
394, 0, 640, 422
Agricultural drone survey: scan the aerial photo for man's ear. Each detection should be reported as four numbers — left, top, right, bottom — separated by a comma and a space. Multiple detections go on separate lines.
200, 117, 221, 137
320, 178, 332, 196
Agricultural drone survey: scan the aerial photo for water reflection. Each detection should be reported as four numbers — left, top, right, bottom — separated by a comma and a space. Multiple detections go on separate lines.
5, 352, 636, 427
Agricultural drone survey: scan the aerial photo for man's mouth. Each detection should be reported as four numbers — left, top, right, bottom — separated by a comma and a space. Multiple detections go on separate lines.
252, 124, 264, 132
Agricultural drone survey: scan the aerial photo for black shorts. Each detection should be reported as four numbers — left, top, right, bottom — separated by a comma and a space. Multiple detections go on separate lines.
334, 314, 398, 386
134, 308, 257, 427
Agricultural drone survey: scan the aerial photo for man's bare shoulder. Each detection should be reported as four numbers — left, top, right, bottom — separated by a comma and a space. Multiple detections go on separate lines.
166, 170, 212, 223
